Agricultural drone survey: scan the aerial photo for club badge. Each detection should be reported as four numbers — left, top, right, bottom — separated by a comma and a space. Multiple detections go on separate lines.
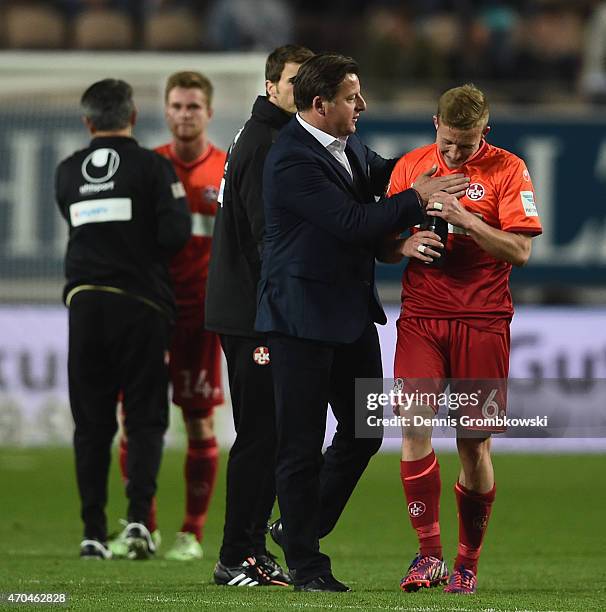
466, 183, 485, 201
408, 501, 426, 518
253, 346, 270, 366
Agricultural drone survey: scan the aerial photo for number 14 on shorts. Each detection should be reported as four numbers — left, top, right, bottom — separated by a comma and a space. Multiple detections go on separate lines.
178, 369, 216, 399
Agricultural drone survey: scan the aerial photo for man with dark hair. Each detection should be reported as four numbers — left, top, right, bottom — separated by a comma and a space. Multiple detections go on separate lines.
80, 78, 135, 130
255, 54, 470, 591
56, 78, 191, 560
206, 44, 313, 587
112, 70, 227, 562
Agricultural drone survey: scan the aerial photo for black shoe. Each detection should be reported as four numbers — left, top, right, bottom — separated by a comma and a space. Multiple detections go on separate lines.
294, 574, 351, 592
125, 522, 156, 560
80, 539, 112, 560
256, 550, 292, 585
213, 557, 287, 587
268, 518, 284, 550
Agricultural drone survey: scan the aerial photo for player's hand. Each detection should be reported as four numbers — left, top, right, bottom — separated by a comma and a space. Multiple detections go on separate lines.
399, 230, 443, 264
426, 191, 477, 230
412, 166, 470, 203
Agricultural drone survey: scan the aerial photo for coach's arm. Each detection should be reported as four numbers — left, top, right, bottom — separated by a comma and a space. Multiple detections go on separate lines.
266, 152, 425, 244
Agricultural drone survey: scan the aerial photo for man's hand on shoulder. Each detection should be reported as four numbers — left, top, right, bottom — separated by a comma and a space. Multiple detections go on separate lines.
412, 166, 469, 203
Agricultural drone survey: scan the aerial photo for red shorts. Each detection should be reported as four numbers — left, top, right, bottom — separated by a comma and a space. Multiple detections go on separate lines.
169, 320, 223, 418
394, 317, 510, 433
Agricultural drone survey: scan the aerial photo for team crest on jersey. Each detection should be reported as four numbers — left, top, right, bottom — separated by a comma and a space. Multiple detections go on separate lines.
522, 168, 531, 182
408, 501, 426, 518
202, 185, 219, 205
253, 346, 270, 366
466, 183, 485, 201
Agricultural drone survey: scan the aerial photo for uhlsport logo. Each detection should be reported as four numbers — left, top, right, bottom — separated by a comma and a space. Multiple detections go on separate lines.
253, 346, 270, 366
81, 148, 120, 183
466, 183, 485, 201
408, 501, 426, 518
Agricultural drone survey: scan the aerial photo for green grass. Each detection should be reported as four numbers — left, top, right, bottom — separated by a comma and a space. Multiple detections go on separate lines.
0, 448, 605, 611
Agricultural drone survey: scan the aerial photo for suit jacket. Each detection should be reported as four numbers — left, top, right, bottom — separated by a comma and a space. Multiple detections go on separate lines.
255, 117, 425, 343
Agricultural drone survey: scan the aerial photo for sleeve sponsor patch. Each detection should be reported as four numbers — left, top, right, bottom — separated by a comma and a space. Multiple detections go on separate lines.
69, 197, 132, 227
171, 181, 186, 199
520, 191, 538, 216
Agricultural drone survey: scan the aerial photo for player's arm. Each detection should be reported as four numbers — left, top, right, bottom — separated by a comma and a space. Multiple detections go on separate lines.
464, 217, 531, 266
465, 217, 531, 266
427, 192, 532, 266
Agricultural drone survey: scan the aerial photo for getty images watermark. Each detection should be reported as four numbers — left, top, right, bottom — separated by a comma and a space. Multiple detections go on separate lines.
366, 384, 547, 430
354, 378, 606, 438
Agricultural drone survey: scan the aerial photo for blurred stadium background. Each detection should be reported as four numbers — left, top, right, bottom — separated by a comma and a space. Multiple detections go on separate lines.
1, 1, 605, 608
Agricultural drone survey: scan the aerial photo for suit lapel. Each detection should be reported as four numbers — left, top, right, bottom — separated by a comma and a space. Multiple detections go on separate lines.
292, 121, 358, 191
345, 137, 366, 173
346, 140, 370, 200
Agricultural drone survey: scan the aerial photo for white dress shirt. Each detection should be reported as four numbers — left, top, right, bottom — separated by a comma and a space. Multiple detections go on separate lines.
296, 114, 353, 179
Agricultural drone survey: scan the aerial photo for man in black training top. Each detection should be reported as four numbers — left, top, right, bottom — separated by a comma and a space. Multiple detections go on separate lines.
55, 78, 191, 560
206, 44, 314, 586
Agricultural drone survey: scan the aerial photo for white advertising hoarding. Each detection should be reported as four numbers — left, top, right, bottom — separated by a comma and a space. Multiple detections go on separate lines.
0, 305, 605, 451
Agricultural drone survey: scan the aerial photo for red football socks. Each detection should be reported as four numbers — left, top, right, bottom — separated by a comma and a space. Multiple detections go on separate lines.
453, 481, 496, 574
181, 437, 219, 541
401, 450, 442, 559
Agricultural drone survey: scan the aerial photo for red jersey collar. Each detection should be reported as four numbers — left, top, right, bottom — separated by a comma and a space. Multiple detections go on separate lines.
168, 141, 215, 169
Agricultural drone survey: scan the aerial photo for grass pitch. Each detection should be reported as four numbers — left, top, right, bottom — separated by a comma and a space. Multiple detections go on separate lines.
0, 447, 604, 611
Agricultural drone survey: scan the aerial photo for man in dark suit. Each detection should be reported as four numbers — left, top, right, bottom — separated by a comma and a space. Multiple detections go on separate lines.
255, 54, 470, 592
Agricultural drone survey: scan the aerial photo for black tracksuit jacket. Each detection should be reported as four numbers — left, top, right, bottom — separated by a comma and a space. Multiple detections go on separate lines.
205, 96, 292, 337
55, 135, 191, 320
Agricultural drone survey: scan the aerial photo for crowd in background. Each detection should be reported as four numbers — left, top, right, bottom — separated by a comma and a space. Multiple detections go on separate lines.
2, 0, 606, 102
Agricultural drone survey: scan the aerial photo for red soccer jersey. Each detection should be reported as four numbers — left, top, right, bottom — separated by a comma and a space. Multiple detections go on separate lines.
155, 142, 227, 322
388, 140, 542, 324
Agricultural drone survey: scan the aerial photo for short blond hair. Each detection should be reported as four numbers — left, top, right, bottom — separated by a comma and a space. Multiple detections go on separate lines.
437, 83, 489, 130
165, 71, 213, 106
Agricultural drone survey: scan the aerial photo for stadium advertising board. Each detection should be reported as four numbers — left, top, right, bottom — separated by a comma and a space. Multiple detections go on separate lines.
1, 306, 605, 451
